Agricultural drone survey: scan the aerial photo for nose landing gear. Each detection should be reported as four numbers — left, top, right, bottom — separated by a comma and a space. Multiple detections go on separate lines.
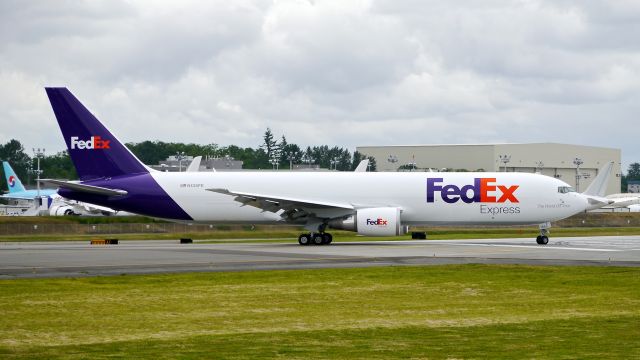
536, 235, 549, 245
536, 223, 550, 245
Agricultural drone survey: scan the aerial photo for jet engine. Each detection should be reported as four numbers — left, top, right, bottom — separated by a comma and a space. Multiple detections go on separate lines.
49, 205, 78, 216
328, 207, 408, 236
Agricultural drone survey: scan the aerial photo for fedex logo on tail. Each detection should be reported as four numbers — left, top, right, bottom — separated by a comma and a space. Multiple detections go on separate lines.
8, 175, 16, 187
70, 136, 110, 150
427, 178, 519, 204
366, 218, 388, 226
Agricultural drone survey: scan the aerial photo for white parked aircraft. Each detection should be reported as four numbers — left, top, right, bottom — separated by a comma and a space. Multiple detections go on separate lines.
43, 88, 594, 245
578, 161, 640, 211
604, 193, 640, 208
2, 161, 124, 216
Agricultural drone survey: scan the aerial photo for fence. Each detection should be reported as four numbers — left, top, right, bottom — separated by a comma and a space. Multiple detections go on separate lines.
0, 213, 639, 236
0, 222, 299, 236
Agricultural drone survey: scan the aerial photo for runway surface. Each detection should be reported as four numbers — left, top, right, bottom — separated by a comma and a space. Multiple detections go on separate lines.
1, 236, 639, 278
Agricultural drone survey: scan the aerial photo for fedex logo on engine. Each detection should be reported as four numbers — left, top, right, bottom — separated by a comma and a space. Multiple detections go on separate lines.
427, 178, 519, 204
70, 136, 111, 150
8, 175, 16, 187
366, 218, 388, 226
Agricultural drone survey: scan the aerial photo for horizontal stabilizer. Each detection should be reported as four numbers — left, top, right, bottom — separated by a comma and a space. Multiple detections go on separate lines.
38, 179, 128, 196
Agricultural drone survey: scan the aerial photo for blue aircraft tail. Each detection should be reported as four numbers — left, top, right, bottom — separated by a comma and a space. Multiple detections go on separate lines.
45, 87, 149, 181
2, 161, 27, 193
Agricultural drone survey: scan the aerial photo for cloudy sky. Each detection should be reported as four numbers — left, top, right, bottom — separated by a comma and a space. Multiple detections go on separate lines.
1, 0, 639, 169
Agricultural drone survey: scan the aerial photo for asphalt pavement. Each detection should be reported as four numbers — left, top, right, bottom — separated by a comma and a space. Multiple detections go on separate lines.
1, 236, 639, 278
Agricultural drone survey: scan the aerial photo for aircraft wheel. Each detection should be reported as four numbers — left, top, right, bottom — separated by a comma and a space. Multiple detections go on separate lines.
298, 234, 311, 246
322, 233, 333, 245
312, 234, 324, 245
536, 235, 549, 245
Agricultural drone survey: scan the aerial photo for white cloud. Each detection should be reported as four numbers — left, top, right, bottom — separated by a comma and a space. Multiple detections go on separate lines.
0, 0, 639, 169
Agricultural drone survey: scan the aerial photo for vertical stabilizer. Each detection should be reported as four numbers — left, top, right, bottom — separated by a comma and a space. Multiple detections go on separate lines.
354, 159, 369, 172
45, 88, 148, 181
2, 161, 27, 193
583, 161, 614, 197
186, 156, 202, 172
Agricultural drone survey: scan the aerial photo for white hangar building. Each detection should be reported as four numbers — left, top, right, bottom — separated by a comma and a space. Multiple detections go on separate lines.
356, 143, 621, 195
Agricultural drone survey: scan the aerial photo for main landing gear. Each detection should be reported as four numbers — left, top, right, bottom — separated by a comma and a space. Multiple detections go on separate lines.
536, 223, 550, 245
298, 233, 333, 246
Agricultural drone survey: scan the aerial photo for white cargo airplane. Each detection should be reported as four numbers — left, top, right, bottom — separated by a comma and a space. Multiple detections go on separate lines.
43, 88, 594, 245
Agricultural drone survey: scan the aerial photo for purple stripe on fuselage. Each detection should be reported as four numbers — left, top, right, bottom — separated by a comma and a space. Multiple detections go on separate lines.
58, 173, 192, 220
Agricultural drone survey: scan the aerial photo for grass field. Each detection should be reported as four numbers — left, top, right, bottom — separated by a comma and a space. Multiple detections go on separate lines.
1, 265, 639, 358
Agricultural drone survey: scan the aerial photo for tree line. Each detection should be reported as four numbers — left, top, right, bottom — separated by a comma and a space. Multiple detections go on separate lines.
0, 129, 377, 188
3, 135, 640, 192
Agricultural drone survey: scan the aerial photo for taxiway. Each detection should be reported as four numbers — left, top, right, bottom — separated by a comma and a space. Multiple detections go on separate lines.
1, 236, 639, 278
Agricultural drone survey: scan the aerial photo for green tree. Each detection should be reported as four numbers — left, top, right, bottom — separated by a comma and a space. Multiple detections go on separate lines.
622, 162, 640, 192
280, 143, 303, 169
627, 163, 640, 180
367, 156, 377, 172
42, 151, 76, 180
261, 128, 278, 161
351, 151, 366, 171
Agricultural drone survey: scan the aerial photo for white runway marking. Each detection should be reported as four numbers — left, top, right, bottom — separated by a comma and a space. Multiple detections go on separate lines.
450, 243, 621, 252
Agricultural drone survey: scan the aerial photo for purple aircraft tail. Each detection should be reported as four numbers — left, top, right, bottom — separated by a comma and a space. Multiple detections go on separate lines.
45, 88, 148, 181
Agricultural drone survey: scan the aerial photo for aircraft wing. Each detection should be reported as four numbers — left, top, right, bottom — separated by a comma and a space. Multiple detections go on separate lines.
0, 193, 38, 200
38, 179, 128, 197
583, 195, 615, 210
207, 188, 355, 222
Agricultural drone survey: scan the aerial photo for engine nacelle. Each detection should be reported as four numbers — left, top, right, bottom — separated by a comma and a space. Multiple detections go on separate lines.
328, 207, 408, 236
49, 205, 78, 216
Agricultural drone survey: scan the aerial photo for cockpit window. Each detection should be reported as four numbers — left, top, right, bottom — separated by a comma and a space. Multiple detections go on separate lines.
558, 186, 576, 194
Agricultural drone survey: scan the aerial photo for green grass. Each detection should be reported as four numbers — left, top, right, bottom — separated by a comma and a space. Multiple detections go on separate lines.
0, 265, 639, 358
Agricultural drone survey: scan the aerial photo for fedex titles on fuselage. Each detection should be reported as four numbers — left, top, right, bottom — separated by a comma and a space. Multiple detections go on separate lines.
427, 177, 521, 215
70, 136, 110, 150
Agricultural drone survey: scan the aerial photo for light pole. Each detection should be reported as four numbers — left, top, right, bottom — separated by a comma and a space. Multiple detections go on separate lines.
573, 157, 584, 192
286, 151, 296, 170
499, 154, 511, 172
270, 158, 279, 170
32, 148, 45, 213
330, 157, 339, 171
175, 151, 186, 172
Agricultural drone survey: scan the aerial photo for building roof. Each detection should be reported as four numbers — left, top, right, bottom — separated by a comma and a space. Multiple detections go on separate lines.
357, 142, 618, 150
